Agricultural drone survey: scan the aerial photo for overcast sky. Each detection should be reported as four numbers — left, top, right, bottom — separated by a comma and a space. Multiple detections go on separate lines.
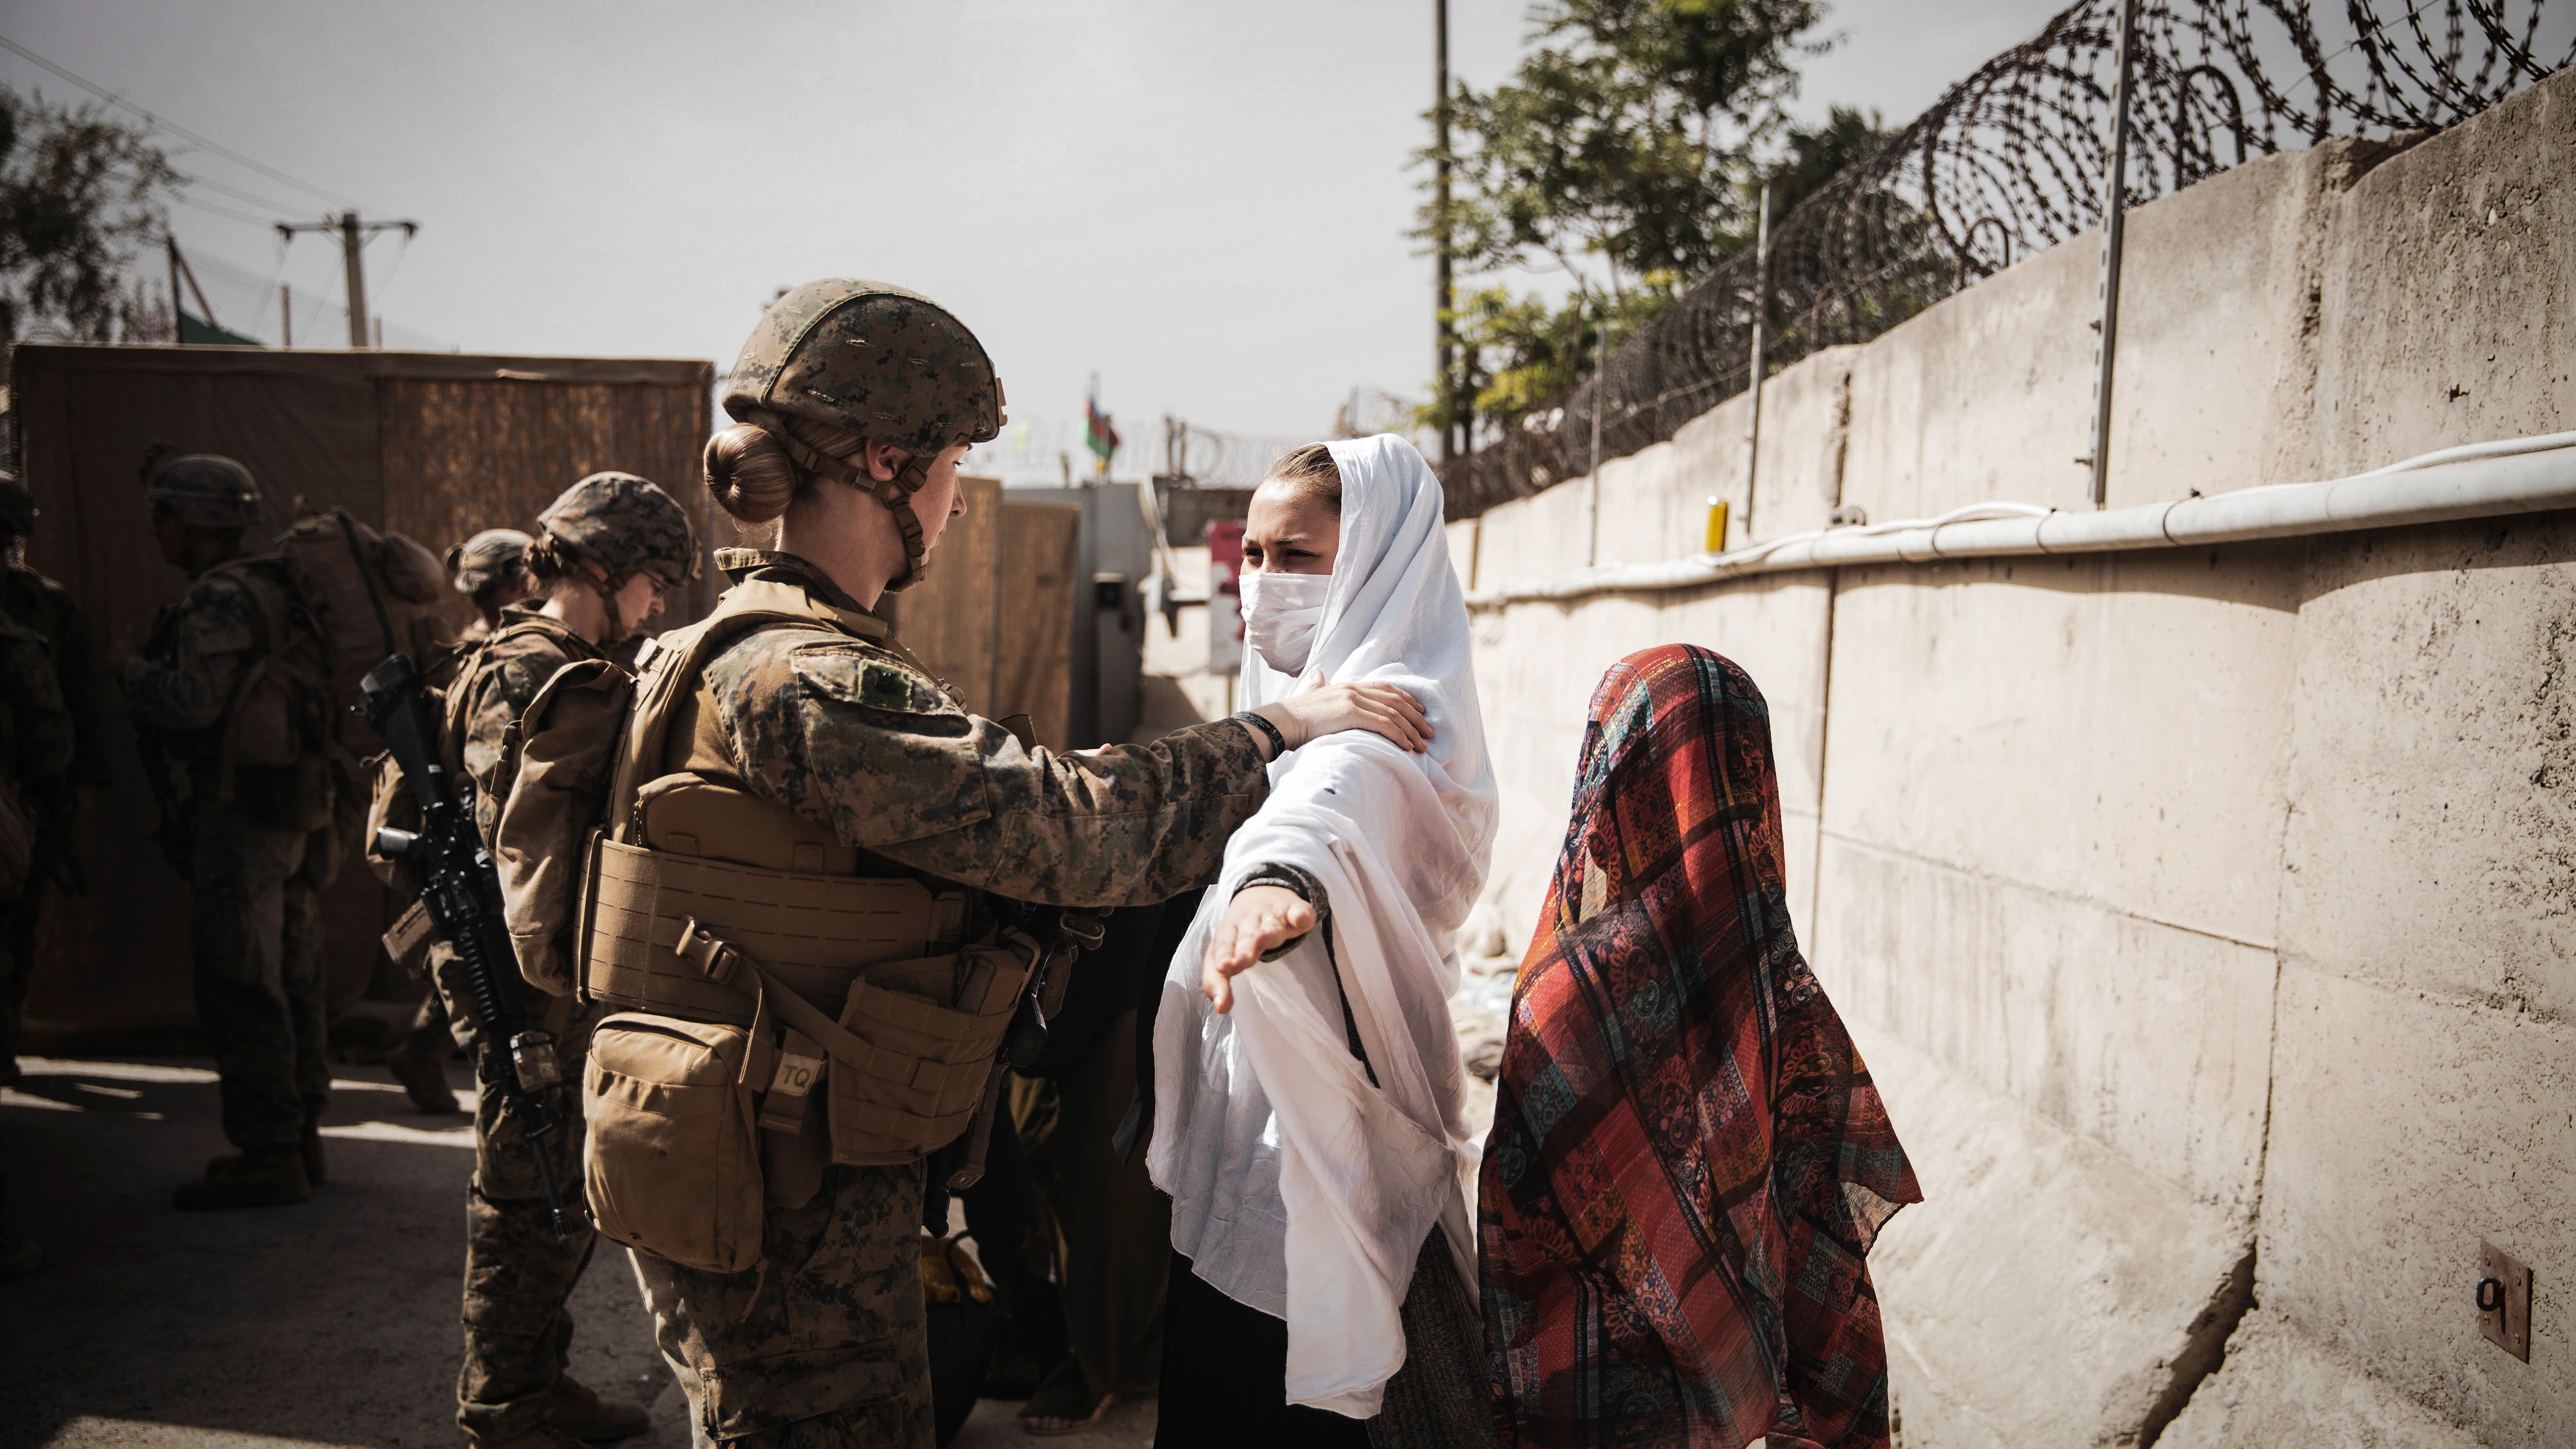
7, 0, 2067, 477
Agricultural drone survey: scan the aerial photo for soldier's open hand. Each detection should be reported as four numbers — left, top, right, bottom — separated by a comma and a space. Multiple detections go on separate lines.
1251, 679, 1430, 754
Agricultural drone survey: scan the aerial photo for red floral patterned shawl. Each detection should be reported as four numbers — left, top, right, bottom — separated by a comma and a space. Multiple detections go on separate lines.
1480, 645, 1920, 1448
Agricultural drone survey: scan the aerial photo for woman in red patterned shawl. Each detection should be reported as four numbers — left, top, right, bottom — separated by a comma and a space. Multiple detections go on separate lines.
1479, 644, 1920, 1448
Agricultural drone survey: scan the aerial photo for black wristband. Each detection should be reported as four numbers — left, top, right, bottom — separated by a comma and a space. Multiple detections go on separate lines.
1233, 709, 1289, 761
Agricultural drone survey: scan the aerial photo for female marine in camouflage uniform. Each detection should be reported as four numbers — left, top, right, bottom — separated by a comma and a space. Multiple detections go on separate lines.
437, 473, 696, 1449
605, 281, 1428, 1448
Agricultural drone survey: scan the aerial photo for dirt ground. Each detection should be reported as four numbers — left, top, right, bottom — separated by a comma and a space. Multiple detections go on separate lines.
0, 1054, 1154, 1449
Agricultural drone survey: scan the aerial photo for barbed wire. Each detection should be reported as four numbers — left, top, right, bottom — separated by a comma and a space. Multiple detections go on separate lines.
1436, 0, 2572, 518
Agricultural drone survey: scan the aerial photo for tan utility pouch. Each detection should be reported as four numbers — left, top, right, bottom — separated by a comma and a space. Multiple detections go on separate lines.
668, 918, 1030, 1166
584, 1012, 764, 1273
827, 940, 1027, 1164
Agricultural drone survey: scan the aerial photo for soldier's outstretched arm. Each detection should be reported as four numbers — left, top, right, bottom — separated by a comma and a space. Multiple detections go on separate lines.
714, 636, 1427, 907
118, 576, 254, 734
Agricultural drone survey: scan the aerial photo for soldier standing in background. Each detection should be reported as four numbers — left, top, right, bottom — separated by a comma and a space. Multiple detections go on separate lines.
448, 529, 538, 644
427, 480, 688, 1449
0, 470, 105, 1085
120, 453, 334, 1211
384, 527, 538, 1117
0, 600, 75, 1278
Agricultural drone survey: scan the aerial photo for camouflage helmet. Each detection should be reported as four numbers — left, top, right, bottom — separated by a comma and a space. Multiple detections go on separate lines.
446, 527, 533, 596
0, 471, 32, 537
536, 472, 701, 587
720, 279, 1005, 592
144, 452, 263, 531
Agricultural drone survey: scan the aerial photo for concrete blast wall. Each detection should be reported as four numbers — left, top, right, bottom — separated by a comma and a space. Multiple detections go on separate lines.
1457, 68, 2575, 1448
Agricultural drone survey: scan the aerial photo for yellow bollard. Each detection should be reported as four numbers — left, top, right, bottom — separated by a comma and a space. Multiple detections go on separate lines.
1704, 497, 1730, 553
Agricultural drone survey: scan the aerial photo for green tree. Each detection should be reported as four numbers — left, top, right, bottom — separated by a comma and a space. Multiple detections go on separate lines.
0, 87, 177, 345
1761, 104, 1893, 218
1419, 0, 1830, 442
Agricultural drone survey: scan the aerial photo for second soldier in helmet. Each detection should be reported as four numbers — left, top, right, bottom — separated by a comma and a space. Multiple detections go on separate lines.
527, 281, 1431, 1448
430, 477, 696, 1449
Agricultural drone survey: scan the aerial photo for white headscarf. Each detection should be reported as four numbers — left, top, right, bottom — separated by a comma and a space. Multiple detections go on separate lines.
1148, 433, 1497, 1417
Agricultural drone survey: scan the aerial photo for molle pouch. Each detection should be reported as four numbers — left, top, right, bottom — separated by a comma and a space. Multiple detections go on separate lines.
584, 1011, 765, 1273
825, 942, 1029, 1166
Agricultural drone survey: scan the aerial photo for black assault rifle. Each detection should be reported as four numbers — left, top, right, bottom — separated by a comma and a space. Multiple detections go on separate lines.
361, 650, 576, 1242
332, 511, 572, 1242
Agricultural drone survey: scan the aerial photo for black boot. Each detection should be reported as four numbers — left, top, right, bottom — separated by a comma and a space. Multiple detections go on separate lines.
174, 1144, 311, 1209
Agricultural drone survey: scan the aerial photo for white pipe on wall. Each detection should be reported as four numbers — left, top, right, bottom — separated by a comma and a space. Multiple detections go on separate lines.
1466, 430, 2576, 609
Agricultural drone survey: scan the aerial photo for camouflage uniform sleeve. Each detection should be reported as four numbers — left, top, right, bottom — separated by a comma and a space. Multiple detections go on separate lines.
0, 626, 73, 784
120, 574, 257, 734
710, 634, 1271, 907
460, 637, 573, 844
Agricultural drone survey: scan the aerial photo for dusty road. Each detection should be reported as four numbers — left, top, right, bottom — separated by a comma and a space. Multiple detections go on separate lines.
0, 1055, 1152, 1449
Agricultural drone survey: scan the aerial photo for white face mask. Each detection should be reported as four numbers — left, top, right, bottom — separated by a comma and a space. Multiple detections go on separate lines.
1238, 567, 1331, 676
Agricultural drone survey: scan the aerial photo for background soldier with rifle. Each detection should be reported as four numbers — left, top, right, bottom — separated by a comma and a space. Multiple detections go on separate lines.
370, 474, 694, 1449
120, 451, 338, 1211
0, 470, 102, 1088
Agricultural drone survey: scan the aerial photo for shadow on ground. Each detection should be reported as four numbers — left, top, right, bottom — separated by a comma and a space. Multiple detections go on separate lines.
2, 1056, 1155, 1448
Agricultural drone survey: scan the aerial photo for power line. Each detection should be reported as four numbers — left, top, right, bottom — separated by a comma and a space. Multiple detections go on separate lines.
0, 32, 363, 211
171, 169, 312, 218
170, 191, 276, 228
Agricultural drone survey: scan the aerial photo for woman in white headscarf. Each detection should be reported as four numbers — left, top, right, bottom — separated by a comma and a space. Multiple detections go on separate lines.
1149, 435, 1499, 1448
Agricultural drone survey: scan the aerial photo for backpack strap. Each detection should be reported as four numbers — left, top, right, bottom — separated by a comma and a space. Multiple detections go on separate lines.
603, 580, 889, 848
202, 557, 288, 804
442, 612, 598, 784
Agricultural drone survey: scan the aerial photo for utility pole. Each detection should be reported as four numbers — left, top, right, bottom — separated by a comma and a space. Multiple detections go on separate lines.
276, 211, 417, 348
1434, 0, 1457, 460
1743, 183, 1773, 542
166, 235, 222, 340
1586, 324, 1606, 567
166, 236, 182, 343
2085, 0, 2139, 508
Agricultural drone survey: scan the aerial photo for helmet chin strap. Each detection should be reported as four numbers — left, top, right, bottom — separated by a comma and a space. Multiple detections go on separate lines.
590, 571, 629, 645
769, 425, 941, 594
872, 453, 936, 594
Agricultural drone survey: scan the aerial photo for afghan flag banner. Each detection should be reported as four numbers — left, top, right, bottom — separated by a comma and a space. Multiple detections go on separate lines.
1084, 384, 1120, 464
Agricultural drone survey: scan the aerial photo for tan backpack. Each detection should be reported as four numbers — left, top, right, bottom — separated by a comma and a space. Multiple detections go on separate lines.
209, 508, 444, 849
270, 505, 447, 734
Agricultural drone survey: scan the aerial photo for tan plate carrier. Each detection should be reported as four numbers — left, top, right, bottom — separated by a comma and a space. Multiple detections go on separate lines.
576, 581, 1030, 1175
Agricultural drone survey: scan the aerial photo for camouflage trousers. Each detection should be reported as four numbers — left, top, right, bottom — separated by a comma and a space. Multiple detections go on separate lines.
188, 800, 330, 1150
431, 943, 602, 1443
633, 1160, 934, 1448
0, 874, 50, 1066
